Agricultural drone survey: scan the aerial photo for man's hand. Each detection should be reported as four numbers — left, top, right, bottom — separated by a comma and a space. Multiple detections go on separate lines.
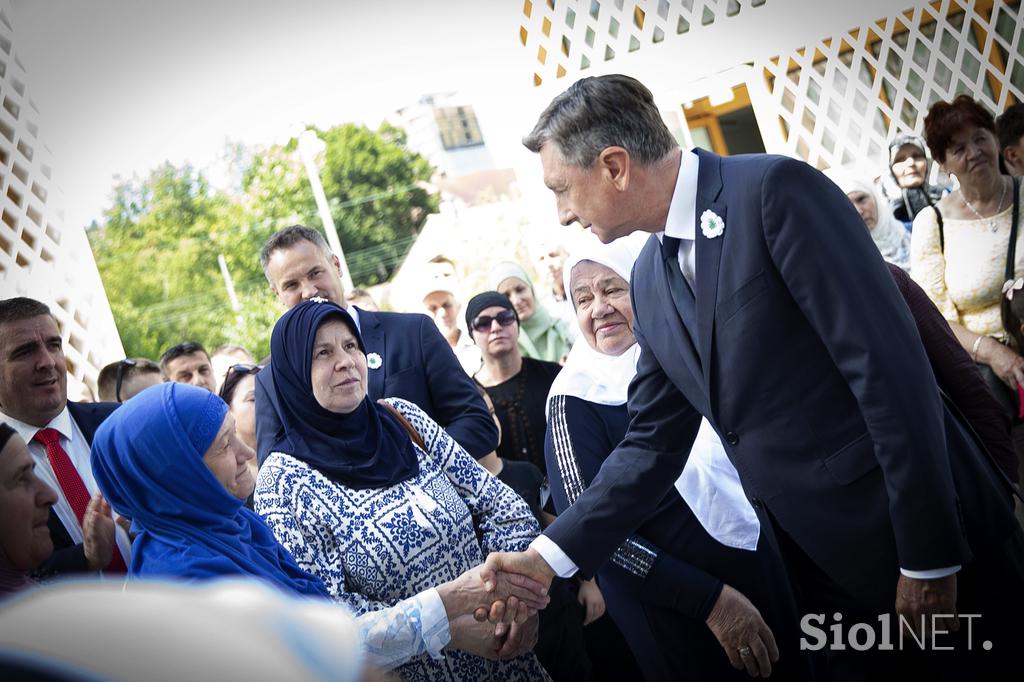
895, 574, 958, 640
446, 615, 504, 660
577, 578, 606, 626
705, 584, 779, 678
495, 613, 540, 660
436, 564, 550, 625
83, 492, 115, 572
476, 549, 556, 623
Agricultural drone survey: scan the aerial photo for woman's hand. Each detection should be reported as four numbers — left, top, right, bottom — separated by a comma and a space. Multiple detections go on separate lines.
981, 337, 1024, 389
577, 578, 606, 626
83, 492, 115, 571
437, 563, 550, 624
705, 584, 779, 678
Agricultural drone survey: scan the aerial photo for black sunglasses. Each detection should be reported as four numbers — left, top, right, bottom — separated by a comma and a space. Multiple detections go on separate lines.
114, 358, 137, 404
471, 309, 517, 333
225, 363, 261, 380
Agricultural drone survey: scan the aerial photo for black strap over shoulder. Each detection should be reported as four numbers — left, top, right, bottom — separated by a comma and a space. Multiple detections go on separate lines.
936, 206, 945, 253
1005, 176, 1021, 282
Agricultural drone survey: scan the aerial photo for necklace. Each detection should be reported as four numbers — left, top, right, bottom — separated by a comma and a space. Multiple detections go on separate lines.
962, 178, 1008, 232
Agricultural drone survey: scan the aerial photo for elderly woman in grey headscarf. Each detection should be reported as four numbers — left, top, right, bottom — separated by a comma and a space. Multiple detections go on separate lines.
837, 176, 912, 273
489, 262, 572, 363
885, 133, 946, 228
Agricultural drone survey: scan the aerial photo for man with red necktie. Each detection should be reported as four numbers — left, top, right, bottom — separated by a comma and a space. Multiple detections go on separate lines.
0, 297, 127, 578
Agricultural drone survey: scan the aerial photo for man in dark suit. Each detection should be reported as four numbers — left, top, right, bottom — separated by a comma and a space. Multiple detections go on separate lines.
482, 76, 1024, 679
254, 226, 498, 462
0, 297, 124, 578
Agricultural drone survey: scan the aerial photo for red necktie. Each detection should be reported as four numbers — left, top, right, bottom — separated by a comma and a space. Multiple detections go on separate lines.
33, 428, 127, 573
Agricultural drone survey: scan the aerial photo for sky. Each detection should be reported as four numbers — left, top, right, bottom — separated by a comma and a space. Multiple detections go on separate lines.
8, 0, 536, 230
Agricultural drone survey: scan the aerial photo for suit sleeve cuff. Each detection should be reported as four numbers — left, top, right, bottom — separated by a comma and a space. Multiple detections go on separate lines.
899, 565, 961, 579
530, 535, 578, 578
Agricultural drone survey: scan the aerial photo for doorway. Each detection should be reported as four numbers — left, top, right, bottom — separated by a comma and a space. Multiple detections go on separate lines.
683, 84, 766, 156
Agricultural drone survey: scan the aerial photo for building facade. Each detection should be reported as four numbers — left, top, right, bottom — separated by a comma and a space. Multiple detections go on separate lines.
515, 0, 1024, 173
388, 92, 497, 178
0, 1, 124, 393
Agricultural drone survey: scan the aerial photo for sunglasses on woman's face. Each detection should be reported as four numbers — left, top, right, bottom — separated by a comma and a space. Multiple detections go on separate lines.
471, 310, 517, 333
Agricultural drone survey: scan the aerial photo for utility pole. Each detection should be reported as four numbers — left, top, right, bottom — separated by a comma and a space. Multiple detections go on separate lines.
218, 254, 244, 326
298, 129, 355, 292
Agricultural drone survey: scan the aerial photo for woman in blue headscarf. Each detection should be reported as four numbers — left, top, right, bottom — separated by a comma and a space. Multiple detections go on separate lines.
256, 299, 551, 682
89, 381, 547, 674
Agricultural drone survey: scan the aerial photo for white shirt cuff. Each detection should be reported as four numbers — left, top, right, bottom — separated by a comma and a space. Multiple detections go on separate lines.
899, 565, 961, 579
530, 535, 579, 578
418, 588, 451, 659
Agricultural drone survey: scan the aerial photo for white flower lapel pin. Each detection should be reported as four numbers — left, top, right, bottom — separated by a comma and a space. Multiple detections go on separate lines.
1003, 278, 1024, 301
367, 352, 383, 370
700, 209, 725, 239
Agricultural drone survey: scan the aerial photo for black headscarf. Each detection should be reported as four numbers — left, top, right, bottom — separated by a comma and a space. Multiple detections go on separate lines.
269, 299, 418, 489
465, 291, 518, 331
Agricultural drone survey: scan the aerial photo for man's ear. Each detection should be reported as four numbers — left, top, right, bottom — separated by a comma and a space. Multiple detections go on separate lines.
331, 253, 343, 275
1004, 145, 1023, 175
598, 147, 631, 190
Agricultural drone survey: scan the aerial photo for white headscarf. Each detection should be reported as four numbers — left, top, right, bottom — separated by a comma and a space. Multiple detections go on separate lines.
835, 176, 912, 272
0, 579, 363, 682
547, 232, 760, 551
546, 231, 648, 407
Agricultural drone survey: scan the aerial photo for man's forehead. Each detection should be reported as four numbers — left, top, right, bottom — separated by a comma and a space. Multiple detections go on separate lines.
167, 352, 210, 368
0, 315, 61, 345
269, 243, 329, 274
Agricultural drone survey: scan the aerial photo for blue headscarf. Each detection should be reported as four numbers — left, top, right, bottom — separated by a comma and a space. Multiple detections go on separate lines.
90, 382, 328, 597
269, 299, 418, 489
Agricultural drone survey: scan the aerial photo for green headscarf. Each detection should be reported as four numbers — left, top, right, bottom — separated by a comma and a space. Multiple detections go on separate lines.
489, 261, 572, 362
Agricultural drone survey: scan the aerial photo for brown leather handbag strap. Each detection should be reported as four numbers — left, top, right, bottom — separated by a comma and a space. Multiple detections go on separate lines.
377, 400, 427, 451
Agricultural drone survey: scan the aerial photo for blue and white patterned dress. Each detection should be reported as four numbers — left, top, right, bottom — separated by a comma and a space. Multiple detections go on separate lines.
256, 398, 550, 681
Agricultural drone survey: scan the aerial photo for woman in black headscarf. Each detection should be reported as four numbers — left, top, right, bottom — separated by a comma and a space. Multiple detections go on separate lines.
256, 298, 551, 681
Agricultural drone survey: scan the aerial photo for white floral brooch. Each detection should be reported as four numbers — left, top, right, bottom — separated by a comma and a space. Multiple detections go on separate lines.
367, 352, 383, 370
1003, 278, 1024, 301
700, 209, 725, 239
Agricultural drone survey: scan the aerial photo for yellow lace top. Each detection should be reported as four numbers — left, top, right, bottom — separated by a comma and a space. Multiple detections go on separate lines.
910, 184, 1024, 340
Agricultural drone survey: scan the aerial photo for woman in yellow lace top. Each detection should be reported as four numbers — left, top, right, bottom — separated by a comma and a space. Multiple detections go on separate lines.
911, 95, 1024, 394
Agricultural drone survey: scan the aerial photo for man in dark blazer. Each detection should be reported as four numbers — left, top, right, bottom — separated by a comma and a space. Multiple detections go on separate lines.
254, 225, 498, 462
0, 297, 124, 578
483, 76, 1024, 679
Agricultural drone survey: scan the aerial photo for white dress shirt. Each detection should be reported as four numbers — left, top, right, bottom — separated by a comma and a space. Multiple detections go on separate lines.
1, 405, 132, 572
533, 149, 957, 580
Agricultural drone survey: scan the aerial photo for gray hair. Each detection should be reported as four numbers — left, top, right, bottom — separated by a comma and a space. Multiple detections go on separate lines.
523, 74, 677, 168
259, 225, 332, 283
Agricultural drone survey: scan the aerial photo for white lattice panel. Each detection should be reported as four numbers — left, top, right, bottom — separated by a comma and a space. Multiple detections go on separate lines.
0, 0, 124, 390
755, 0, 1024, 170
518, 0, 768, 87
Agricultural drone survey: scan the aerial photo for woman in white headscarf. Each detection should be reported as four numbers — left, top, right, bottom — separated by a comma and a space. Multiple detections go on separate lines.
837, 176, 912, 272
543, 233, 813, 682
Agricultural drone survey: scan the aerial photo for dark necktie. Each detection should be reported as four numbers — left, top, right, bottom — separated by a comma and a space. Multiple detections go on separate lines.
661, 235, 699, 343
34, 428, 128, 573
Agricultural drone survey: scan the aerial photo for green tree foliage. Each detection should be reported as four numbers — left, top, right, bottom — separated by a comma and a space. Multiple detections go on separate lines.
242, 123, 436, 285
89, 124, 437, 361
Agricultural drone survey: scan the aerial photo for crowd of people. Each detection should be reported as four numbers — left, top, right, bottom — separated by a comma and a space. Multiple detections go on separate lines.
2, 75, 1024, 681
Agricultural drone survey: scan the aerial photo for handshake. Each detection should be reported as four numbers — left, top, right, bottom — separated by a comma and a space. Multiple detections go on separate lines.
435, 549, 555, 660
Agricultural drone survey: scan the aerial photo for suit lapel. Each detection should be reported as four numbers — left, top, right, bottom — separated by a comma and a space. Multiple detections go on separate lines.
358, 308, 387, 401
694, 149, 726, 392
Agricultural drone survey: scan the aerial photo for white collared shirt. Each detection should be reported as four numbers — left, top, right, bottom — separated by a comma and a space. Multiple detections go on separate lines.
1, 405, 132, 570
657, 148, 701, 286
